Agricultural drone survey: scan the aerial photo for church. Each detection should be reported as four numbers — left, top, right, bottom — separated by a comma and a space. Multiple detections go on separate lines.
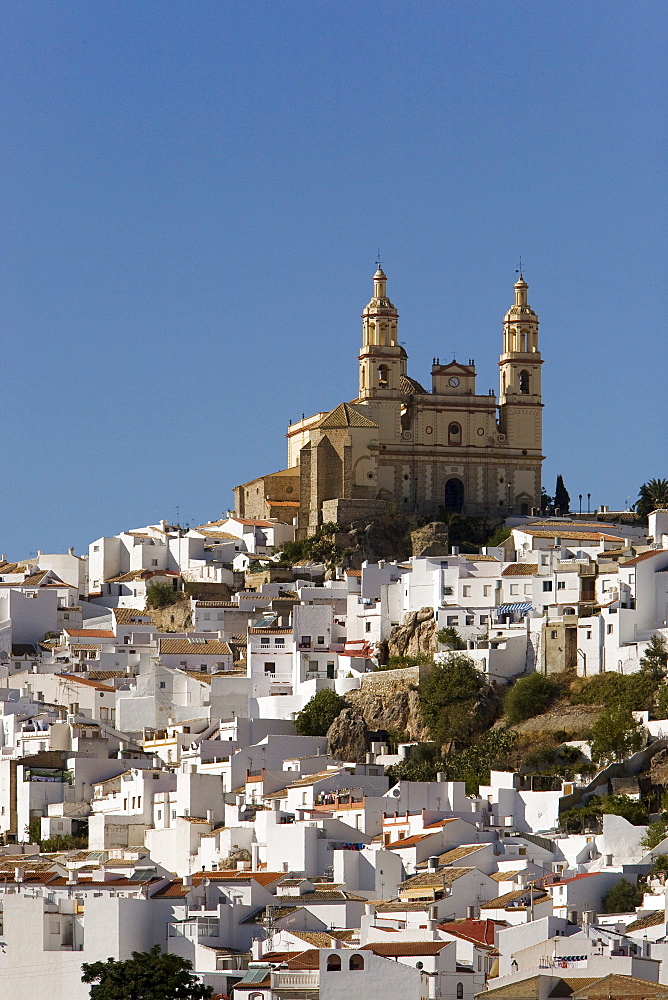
234, 267, 544, 537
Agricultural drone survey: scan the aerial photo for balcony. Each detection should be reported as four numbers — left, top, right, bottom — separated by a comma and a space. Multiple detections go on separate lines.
270, 970, 319, 989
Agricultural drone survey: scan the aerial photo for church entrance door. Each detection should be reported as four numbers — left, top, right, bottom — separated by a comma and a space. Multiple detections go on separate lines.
444, 478, 464, 513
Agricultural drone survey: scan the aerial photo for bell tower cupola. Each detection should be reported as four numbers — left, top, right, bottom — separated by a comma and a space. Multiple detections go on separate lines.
499, 273, 542, 403
358, 266, 407, 399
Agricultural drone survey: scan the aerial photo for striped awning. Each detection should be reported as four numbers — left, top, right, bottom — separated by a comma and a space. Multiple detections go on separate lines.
496, 602, 533, 615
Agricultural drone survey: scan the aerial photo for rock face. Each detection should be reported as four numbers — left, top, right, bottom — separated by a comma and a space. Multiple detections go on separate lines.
327, 708, 369, 763
348, 682, 430, 741
377, 607, 438, 663
410, 521, 449, 557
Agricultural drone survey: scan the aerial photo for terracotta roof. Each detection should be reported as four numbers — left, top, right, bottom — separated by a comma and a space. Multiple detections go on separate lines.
441, 917, 500, 946
345, 569, 362, 578
400, 374, 429, 394
268, 501, 300, 508
195, 530, 240, 539
399, 867, 475, 891
374, 899, 444, 912
433, 844, 487, 865
272, 889, 367, 903
159, 638, 232, 656
621, 550, 667, 567
230, 518, 276, 527
490, 870, 525, 882
113, 608, 155, 624
385, 829, 444, 850
480, 887, 549, 910
248, 627, 293, 635
65, 629, 115, 638
502, 563, 538, 576
570, 974, 668, 998
54, 674, 116, 692
518, 529, 622, 542
477, 976, 542, 999
364, 941, 451, 957
463, 554, 499, 562
625, 909, 665, 932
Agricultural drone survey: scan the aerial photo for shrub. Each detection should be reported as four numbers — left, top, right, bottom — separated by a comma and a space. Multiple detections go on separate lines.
598, 794, 648, 826
642, 821, 668, 851
419, 654, 485, 751
504, 673, 558, 724
146, 582, 180, 609
590, 706, 643, 763
601, 878, 643, 914
570, 671, 656, 713
295, 689, 346, 736
437, 627, 466, 650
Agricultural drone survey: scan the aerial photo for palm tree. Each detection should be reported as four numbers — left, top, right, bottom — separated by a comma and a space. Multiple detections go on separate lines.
636, 478, 668, 518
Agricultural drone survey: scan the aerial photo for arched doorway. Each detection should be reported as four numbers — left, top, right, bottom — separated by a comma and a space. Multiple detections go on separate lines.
444, 478, 464, 513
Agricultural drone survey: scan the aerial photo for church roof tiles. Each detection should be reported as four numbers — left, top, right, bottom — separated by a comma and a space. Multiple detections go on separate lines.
317, 402, 378, 429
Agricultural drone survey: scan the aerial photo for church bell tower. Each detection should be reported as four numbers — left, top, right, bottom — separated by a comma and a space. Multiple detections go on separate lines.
358, 267, 407, 399
498, 273, 543, 508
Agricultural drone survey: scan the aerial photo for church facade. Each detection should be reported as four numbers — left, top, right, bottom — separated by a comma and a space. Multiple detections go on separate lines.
234, 268, 544, 537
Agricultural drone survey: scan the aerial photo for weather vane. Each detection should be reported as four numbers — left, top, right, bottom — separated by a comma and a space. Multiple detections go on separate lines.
516, 255, 523, 276
375, 249, 382, 270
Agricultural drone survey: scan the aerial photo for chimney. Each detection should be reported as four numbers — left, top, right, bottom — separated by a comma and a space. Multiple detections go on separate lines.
182, 875, 192, 886
251, 843, 260, 871
206, 809, 214, 823
364, 902, 376, 917
366, 752, 375, 765
67, 869, 79, 885
14, 867, 24, 883
436, 771, 446, 783
68, 548, 75, 556
604, 854, 613, 867
427, 856, 439, 871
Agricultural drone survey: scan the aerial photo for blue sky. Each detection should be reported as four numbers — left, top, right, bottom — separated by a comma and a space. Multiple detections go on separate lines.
2, 1, 666, 558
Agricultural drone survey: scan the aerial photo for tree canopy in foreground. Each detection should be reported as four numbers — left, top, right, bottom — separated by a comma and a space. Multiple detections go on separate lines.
81, 945, 213, 1000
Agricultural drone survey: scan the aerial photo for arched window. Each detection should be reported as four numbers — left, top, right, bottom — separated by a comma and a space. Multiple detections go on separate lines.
444, 478, 464, 514
448, 422, 461, 446
378, 364, 389, 387
326, 954, 341, 971
521, 330, 528, 351
349, 954, 365, 971
456, 983, 464, 1000
519, 370, 530, 394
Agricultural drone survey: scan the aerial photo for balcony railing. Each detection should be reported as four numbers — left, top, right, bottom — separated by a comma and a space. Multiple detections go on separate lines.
270, 971, 319, 989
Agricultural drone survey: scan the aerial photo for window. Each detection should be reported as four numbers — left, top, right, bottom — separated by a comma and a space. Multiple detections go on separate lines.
447, 616, 458, 626
326, 955, 341, 972
151, 559, 158, 567
275, 637, 285, 647
63, 613, 69, 620
172, 810, 177, 819
157, 809, 162, 820
203, 612, 210, 621
551, 630, 558, 639
349, 954, 365, 971
607, 624, 614, 634
93, 545, 99, 552
586, 630, 592, 640
365, 621, 371, 633
159, 681, 166, 689
483, 585, 491, 597
557, 581, 566, 590
457, 985, 464, 1000
261, 636, 270, 646
524, 584, 532, 595
378, 364, 389, 387
466, 615, 475, 625
443, 586, 454, 596
448, 422, 462, 446
301, 635, 311, 646
264, 663, 276, 674
542, 581, 553, 592
510, 585, 519, 595
317, 635, 325, 645
480, 615, 488, 625
462, 586, 471, 597
519, 370, 530, 394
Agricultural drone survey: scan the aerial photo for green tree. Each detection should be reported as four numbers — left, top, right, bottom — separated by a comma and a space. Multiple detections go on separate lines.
81, 945, 212, 1000
641, 821, 668, 851
636, 478, 668, 519
590, 706, 643, 764
145, 582, 179, 609
294, 689, 346, 736
436, 626, 466, 650
657, 684, 668, 720
486, 525, 512, 547
570, 671, 656, 714
651, 854, 668, 876
640, 634, 668, 683
554, 474, 570, 514
503, 672, 558, 725
601, 878, 643, 914
418, 654, 485, 751
598, 794, 648, 826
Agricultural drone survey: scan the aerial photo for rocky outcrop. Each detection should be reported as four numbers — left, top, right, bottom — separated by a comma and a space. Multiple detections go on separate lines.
410, 521, 449, 557
327, 707, 369, 763
347, 681, 430, 741
376, 607, 438, 664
